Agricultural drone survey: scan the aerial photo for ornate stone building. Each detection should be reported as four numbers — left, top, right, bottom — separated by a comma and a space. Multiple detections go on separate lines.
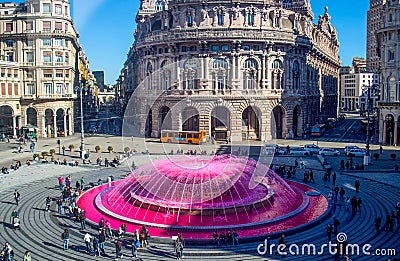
377, 0, 400, 146
367, 0, 386, 73
121, 0, 341, 141
0, 0, 79, 138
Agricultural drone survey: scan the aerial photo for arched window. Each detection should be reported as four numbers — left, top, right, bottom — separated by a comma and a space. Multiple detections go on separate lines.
388, 76, 396, 101
218, 13, 224, 26
187, 14, 193, 27
146, 63, 153, 90
272, 59, 283, 90
155, 1, 165, 11
243, 59, 258, 90
212, 59, 229, 91
160, 60, 171, 90
292, 61, 300, 90
183, 59, 199, 90
248, 12, 255, 26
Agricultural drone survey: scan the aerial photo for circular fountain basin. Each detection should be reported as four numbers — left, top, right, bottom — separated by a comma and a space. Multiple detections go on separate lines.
77, 155, 328, 239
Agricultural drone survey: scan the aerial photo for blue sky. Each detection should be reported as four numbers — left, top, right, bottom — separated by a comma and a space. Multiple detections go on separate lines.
10, 0, 370, 84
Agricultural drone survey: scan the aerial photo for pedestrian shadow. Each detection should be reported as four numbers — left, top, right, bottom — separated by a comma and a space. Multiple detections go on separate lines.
32, 207, 46, 212
0, 221, 14, 229
141, 246, 176, 258
0, 200, 16, 205
42, 241, 59, 248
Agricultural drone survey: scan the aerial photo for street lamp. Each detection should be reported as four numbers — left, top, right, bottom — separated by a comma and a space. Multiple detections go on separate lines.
362, 84, 378, 166
75, 78, 87, 160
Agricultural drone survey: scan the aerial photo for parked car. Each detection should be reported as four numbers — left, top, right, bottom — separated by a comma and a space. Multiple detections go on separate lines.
264, 144, 285, 155
319, 148, 340, 156
347, 148, 366, 157
303, 144, 321, 155
344, 145, 359, 153
289, 147, 310, 156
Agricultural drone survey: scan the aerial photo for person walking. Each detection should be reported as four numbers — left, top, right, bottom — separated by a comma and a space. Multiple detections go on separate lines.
132, 229, 140, 257
45, 196, 51, 212
326, 224, 333, 242
83, 232, 92, 255
178, 233, 185, 258
13, 190, 20, 206
3, 242, 14, 261
375, 217, 381, 235
62, 229, 70, 250
80, 177, 85, 190
339, 187, 346, 202
332, 172, 337, 186
355, 179, 360, 193
175, 237, 183, 260
56, 197, 62, 214
79, 210, 86, 230
380, 145, 383, 154
23, 251, 31, 261
98, 230, 106, 256
114, 239, 123, 259
93, 236, 100, 257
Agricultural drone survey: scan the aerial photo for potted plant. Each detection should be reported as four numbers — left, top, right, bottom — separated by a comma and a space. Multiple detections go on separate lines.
95, 145, 101, 153
390, 153, 396, 161
108, 146, 113, 153
373, 153, 379, 161
49, 149, 55, 157
68, 144, 74, 152
41, 151, 48, 159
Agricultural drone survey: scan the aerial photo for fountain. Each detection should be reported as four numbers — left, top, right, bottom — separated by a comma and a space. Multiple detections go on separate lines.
77, 155, 328, 239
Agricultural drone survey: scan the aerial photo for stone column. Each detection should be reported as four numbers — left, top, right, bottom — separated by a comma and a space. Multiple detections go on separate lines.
382, 120, 387, 145
12, 116, 17, 137
53, 115, 57, 138
394, 121, 398, 146
63, 114, 67, 137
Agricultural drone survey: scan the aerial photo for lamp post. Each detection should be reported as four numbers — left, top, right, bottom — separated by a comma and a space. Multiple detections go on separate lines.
75, 79, 86, 160
363, 84, 377, 166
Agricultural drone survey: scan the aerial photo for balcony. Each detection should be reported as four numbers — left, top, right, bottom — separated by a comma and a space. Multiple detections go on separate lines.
38, 93, 76, 99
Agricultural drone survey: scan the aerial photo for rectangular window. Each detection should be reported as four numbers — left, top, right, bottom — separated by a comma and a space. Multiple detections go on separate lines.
26, 84, 35, 95
5, 23, 13, 32
55, 52, 63, 62
26, 70, 34, 78
55, 22, 62, 31
26, 39, 34, 47
26, 52, 34, 63
189, 46, 197, 51
65, 6, 68, 16
14, 83, 18, 95
26, 21, 33, 30
65, 40, 69, 47
43, 38, 51, 46
64, 23, 68, 32
221, 45, 229, 51
6, 52, 14, 62
181, 46, 187, 52
42, 21, 51, 32
8, 83, 12, 95
43, 3, 51, 13
64, 83, 69, 93
56, 70, 63, 78
55, 4, 62, 14
54, 38, 62, 46
43, 51, 52, 63
43, 69, 52, 78
212, 45, 219, 51
65, 53, 69, 63
5, 40, 14, 47
43, 83, 53, 95
55, 83, 63, 94
1, 83, 5, 95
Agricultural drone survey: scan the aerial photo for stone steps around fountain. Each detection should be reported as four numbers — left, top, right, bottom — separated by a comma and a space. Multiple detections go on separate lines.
1, 165, 399, 261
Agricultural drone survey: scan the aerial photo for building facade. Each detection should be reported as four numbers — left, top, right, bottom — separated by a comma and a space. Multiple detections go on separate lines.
121, 0, 341, 141
0, 0, 80, 138
340, 71, 379, 112
377, 0, 400, 145
367, 0, 386, 73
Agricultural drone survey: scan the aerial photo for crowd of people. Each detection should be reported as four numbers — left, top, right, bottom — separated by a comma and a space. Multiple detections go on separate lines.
212, 229, 239, 247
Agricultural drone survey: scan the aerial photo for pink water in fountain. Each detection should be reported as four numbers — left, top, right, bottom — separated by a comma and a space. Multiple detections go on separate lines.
77, 155, 328, 238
